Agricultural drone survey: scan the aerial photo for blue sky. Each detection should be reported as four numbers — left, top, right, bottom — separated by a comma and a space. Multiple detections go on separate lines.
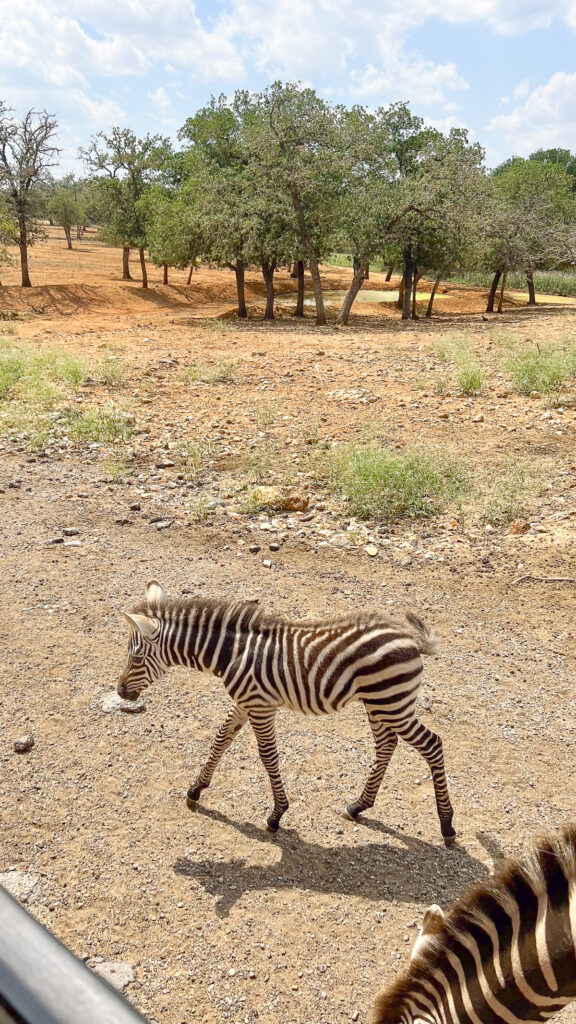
1, 0, 575, 172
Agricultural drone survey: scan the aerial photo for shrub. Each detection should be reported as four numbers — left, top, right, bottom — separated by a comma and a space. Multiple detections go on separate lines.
480, 465, 538, 526
323, 444, 469, 521
504, 339, 576, 395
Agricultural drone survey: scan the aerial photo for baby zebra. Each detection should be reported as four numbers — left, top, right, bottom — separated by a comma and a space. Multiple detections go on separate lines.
372, 824, 576, 1024
117, 581, 455, 842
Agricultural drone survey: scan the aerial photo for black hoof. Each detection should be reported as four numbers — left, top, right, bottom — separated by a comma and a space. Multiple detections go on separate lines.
187, 784, 206, 803
266, 813, 281, 833
441, 820, 456, 845
344, 801, 364, 821
443, 834, 457, 848
186, 797, 198, 810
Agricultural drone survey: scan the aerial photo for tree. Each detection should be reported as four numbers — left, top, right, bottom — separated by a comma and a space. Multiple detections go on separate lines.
0, 104, 59, 286
243, 83, 347, 325
81, 128, 169, 286
483, 159, 576, 310
47, 176, 83, 249
138, 184, 202, 284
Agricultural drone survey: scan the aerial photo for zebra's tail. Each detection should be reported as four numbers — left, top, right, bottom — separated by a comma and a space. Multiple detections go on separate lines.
404, 611, 438, 657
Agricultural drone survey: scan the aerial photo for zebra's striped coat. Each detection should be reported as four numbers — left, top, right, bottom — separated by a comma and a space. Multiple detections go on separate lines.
372, 825, 576, 1024
117, 581, 455, 840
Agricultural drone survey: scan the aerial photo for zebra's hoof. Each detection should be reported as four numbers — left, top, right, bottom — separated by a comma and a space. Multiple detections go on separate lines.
443, 834, 457, 848
344, 801, 363, 821
186, 797, 198, 810
187, 784, 204, 802
266, 814, 281, 833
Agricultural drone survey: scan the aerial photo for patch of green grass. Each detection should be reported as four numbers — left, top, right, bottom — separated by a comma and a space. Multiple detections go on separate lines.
322, 444, 469, 522
181, 360, 239, 385
503, 338, 576, 395
434, 334, 484, 395
252, 401, 278, 430
200, 318, 236, 334
452, 269, 576, 298
58, 405, 134, 444
480, 465, 539, 526
0, 342, 90, 404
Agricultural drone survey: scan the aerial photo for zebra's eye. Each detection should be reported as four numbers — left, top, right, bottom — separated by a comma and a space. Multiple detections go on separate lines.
131, 655, 145, 667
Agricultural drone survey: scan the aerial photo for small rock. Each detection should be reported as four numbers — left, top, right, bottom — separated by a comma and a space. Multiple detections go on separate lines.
156, 459, 175, 469
249, 544, 261, 554
63, 540, 82, 547
364, 544, 378, 557
262, 559, 272, 568
472, 414, 484, 423
128, 502, 141, 511
14, 734, 34, 753
269, 542, 280, 551
115, 518, 134, 526
154, 519, 173, 530
438, 412, 449, 420
100, 692, 145, 715
62, 527, 80, 536
46, 537, 64, 545
92, 961, 135, 992
509, 519, 530, 535
0, 871, 39, 901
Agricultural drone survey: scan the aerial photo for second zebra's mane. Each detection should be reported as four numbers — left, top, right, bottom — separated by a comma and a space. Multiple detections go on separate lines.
130, 594, 435, 650
372, 824, 576, 1023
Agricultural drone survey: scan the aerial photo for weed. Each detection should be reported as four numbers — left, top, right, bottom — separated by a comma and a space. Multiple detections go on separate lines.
433, 376, 449, 396
252, 401, 278, 430
181, 360, 239, 385
180, 438, 215, 482
503, 338, 576, 395
187, 495, 215, 522
99, 457, 132, 481
59, 405, 134, 444
200, 318, 236, 334
480, 465, 539, 526
322, 444, 469, 521
433, 334, 484, 394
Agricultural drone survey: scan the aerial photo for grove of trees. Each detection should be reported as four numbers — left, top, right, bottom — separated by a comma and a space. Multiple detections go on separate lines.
1, 89, 576, 319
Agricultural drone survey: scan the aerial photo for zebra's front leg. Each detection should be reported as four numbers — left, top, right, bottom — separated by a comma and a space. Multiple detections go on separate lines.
248, 708, 289, 832
398, 716, 456, 846
346, 710, 398, 821
187, 705, 248, 808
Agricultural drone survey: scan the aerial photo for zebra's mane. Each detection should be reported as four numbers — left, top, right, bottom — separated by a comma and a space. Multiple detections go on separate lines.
371, 824, 576, 1024
130, 594, 432, 644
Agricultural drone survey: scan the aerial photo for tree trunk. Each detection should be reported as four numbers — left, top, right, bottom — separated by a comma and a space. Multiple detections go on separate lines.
425, 273, 442, 318
122, 246, 132, 281
261, 259, 276, 320
290, 184, 326, 326
526, 271, 536, 305
290, 262, 298, 278
19, 213, 32, 287
139, 247, 148, 289
497, 271, 507, 314
76, 225, 82, 239
396, 278, 404, 310
235, 262, 247, 318
401, 248, 415, 320
411, 269, 421, 320
385, 265, 394, 282
295, 259, 305, 317
163, 263, 168, 285
486, 269, 501, 313
336, 263, 369, 325
187, 265, 194, 285
64, 226, 72, 250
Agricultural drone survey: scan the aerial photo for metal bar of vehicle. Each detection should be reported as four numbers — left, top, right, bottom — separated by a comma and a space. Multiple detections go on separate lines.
0, 885, 149, 1024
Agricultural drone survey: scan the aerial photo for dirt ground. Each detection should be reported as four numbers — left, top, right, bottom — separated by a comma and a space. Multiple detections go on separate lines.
1, 230, 576, 1024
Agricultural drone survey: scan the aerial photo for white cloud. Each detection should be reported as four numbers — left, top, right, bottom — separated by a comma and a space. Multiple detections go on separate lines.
148, 86, 172, 111
487, 72, 576, 154
350, 54, 468, 105
513, 77, 531, 100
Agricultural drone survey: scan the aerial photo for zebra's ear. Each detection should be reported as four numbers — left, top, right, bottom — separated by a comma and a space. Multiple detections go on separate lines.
411, 905, 445, 960
146, 580, 166, 615
122, 611, 158, 640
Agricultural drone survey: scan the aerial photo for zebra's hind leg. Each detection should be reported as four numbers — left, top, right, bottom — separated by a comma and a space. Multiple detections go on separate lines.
187, 705, 248, 808
396, 716, 456, 846
346, 707, 398, 821
248, 708, 289, 832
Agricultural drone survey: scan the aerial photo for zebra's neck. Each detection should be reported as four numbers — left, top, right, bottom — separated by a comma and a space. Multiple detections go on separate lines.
160, 599, 264, 679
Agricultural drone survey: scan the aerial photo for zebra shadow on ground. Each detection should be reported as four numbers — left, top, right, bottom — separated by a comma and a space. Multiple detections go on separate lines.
174, 806, 500, 917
